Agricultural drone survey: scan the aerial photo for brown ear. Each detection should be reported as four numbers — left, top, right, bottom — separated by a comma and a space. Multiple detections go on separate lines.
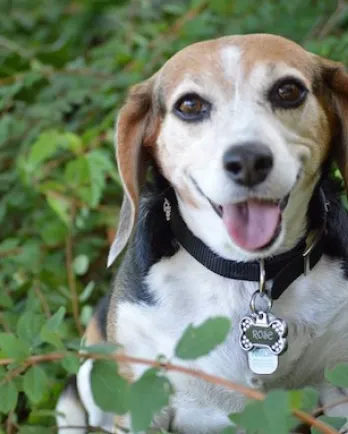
107, 76, 158, 267
319, 58, 348, 189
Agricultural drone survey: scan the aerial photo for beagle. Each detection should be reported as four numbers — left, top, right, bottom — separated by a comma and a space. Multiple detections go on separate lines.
57, 34, 348, 434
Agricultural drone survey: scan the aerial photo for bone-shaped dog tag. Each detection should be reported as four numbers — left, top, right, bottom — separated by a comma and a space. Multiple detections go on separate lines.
239, 311, 288, 374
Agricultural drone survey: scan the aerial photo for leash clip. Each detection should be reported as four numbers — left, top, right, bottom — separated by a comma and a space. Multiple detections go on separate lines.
163, 198, 171, 221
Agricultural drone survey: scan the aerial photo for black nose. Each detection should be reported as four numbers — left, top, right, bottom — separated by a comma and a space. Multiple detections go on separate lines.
223, 142, 273, 187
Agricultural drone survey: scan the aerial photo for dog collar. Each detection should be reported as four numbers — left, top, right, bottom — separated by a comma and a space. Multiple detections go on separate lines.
164, 188, 328, 300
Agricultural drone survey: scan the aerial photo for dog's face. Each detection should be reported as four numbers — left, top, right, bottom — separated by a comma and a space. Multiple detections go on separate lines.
108, 34, 348, 265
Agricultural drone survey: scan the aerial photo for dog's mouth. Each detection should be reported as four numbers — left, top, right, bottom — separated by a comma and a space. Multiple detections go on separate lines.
210, 196, 289, 251
188, 175, 290, 252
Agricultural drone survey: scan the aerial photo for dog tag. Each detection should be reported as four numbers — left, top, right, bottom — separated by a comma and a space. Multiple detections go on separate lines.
239, 310, 287, 375
240, 311, 288, 355
248, 348, 279, 374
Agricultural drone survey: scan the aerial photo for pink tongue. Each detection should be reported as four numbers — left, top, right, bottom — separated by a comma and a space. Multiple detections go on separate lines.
222, 200, 280, 251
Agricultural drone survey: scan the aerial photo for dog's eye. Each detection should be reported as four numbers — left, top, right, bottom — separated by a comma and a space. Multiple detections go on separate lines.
269, 78, 308, 109
174, 94, 211, 121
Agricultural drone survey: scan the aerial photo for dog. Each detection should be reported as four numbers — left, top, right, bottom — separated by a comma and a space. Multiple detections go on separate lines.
56, 33, 348, 433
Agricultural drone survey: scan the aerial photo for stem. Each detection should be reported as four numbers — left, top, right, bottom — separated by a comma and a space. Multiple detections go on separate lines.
0, 351, 340, 434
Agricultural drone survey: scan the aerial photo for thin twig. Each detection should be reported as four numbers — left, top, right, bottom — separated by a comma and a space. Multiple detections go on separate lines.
65, 202, 84, 336
317, 0, 347, 38
6, 411, 15, 434
34, 285, 51, 318
0, 351, 340, 434
313, 395, 348, 416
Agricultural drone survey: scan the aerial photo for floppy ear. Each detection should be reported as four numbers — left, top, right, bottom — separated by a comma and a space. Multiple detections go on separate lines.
319, 58, 348, 189
107, 76, 158, 267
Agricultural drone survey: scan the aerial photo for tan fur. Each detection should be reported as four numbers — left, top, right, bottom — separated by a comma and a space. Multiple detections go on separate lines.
84, 316, 104, 345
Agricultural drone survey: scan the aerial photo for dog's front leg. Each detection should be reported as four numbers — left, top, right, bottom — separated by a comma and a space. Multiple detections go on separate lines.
319, 383, 348, 433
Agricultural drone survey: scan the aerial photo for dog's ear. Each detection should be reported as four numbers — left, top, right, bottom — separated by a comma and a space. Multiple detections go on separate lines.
107, 75, 159, 267
319, 58, 348, 189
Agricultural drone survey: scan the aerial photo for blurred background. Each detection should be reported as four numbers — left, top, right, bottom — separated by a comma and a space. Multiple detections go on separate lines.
0, 0, 348, 430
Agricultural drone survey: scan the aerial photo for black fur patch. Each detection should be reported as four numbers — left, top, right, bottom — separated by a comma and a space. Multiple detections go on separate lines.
118, 167, 178, 304
308, 164, 348, 278
94, 294, 110, 340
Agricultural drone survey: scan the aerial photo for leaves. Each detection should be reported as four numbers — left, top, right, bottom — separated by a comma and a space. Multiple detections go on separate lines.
325, 363, 348, 388
23, 366, 48, 404
0, 381, 18, 414
311, 416, 347, 434
40, 307, 66, 348
175, 317, 231, 360
263, 390, 292, 434
130, 369, 173, 433
91, 360, 130, 414
0, 333, 31, 361
73, 254, 89, 276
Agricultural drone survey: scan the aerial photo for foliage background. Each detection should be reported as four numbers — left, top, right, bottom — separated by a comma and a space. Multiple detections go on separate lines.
1, 0, 348, 432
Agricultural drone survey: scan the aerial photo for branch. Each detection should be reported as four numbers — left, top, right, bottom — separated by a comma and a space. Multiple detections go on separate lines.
65, 203, 84, 336
0, 351, 339, 434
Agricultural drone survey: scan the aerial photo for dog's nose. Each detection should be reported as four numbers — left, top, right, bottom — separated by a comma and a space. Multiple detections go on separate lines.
223, 143, 273, 187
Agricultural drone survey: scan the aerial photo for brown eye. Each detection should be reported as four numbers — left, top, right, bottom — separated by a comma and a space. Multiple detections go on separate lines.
179, 98, 203, 114
174, 93, 211, 121
278, 83, 302, 101
269, 78, 308, 109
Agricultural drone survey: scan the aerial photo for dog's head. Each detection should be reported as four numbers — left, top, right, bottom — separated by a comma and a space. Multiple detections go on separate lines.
108, 34, 348, 266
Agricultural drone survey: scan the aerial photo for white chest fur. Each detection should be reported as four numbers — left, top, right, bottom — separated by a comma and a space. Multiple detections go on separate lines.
116, 248, 348, 432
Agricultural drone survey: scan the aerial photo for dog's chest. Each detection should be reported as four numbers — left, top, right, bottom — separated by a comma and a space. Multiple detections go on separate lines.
116, 248, 348, 402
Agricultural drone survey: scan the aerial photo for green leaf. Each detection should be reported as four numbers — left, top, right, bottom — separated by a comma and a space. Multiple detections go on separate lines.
45, 191, 71, 225
17, 312, 45, 347
220, 428, 237, 434
325, 363, 348, 387
91, 360, 130, 414
73, 254, 89, 275
23, 366, 48, 403
175, 317, 231, 360
130, 369, 173, 432
229, 400, 267, 431
28, 130, 83, 166
0, 381, 18, 414
61, 353, 80, 374
289, 387, 319, 412
311, 416, 346, 434
79, 281, 95, 302
83, 343, 119, 355
28, 131, 61, 166
18, 426, 50, 434
0, 333, 31, 360
263, 390, 291, 434
40, 307, 66, 348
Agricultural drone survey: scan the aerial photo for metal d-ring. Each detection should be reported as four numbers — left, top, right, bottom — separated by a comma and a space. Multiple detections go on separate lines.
250, 290, 272, 315
249, 259, 272, 315
259, 258, 266, 294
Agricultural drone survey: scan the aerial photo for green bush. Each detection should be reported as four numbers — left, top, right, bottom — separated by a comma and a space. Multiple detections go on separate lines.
1, 0, 348, 432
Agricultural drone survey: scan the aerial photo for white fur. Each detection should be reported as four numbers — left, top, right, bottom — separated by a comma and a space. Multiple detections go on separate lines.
112, 249, 348, 433
56, 387, 86, 434
57, 359, 115, 434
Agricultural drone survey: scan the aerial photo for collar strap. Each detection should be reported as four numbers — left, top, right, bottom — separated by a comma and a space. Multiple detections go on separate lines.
166, 188, 328, 300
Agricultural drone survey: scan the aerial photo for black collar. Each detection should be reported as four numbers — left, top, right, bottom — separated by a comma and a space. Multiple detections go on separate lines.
165, 188, 328, 300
